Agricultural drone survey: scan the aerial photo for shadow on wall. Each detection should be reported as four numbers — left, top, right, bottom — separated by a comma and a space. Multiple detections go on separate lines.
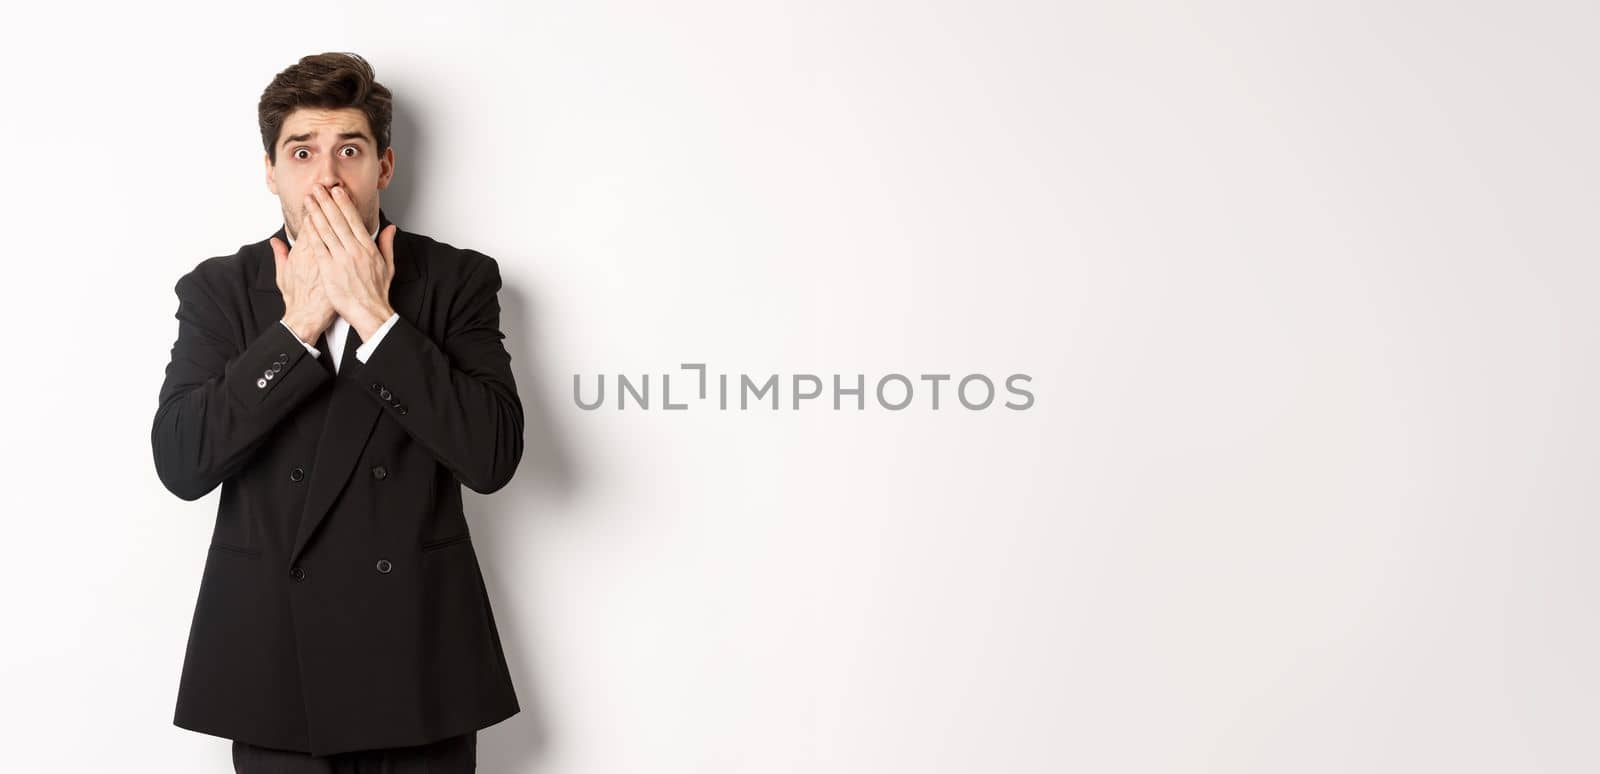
378, 98, 419, 224
386, 95, 583, 773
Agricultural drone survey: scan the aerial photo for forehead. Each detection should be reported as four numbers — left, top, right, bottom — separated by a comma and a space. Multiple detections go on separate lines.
279, 107, 372, 143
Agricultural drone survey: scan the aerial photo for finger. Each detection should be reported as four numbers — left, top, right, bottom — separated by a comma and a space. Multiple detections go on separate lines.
310, 185, 360, 256
378, 224, 397, 274
313, 234, 342, 282
302, 208, 340, 286
303, 193, 350, 264
271, 237, 288, 288
296, 198, 326, 254
327, 186, 370, 245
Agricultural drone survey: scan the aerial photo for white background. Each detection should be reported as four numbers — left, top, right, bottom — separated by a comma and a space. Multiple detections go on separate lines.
2, 1, 1596, 772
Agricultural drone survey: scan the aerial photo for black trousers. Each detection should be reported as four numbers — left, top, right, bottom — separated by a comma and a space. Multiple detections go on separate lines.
232, 732, 476, 773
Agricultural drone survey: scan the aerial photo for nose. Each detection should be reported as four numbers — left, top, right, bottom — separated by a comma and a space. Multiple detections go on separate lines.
316, 155, 342, 192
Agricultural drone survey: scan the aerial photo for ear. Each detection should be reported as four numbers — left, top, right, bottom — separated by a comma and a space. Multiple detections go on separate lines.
265, 152, 278, 195
377, 146, 396, 191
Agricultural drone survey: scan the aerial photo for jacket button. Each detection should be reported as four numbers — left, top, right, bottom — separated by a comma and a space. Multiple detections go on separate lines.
256, 377, 268, 388
289, 566, 307, 581
375, 559, 393, 574
372, 465, 388, 480
379, 389, 392, 400
289, 466, 306, 482
278, 352, 289, 361
370, 382, 382, 393
395, 405, 408, 415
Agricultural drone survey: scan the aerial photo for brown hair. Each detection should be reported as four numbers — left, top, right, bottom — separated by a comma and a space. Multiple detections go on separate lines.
258, 52, 392, 164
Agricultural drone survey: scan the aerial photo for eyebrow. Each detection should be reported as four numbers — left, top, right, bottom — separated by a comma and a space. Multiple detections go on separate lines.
280, 130, 372, 148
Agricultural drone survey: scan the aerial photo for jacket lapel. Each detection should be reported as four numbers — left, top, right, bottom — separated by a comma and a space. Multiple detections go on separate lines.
244, 208, 425, 566
339, 323, 364, 371
312, 330, 335, 375
288, 330, 380, 565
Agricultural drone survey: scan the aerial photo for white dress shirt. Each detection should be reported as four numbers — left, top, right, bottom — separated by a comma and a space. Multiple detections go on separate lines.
278, 223, 401, 373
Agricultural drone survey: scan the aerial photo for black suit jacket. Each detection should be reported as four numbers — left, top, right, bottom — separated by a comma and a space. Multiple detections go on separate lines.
151, 208, 523, 755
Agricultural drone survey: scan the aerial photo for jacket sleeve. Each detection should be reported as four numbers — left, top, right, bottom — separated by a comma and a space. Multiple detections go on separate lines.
151, 271, 333, 501
342, 254, 525, 494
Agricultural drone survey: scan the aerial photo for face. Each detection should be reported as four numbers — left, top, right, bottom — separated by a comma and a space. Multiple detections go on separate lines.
265, 107, 394, 241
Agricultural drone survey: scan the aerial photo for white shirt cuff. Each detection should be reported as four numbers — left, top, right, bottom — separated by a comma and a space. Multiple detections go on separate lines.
280, 319, 321, 357
355, 312, 401, 363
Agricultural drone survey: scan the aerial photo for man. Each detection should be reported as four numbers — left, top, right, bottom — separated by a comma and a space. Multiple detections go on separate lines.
151, 52, 523, 773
